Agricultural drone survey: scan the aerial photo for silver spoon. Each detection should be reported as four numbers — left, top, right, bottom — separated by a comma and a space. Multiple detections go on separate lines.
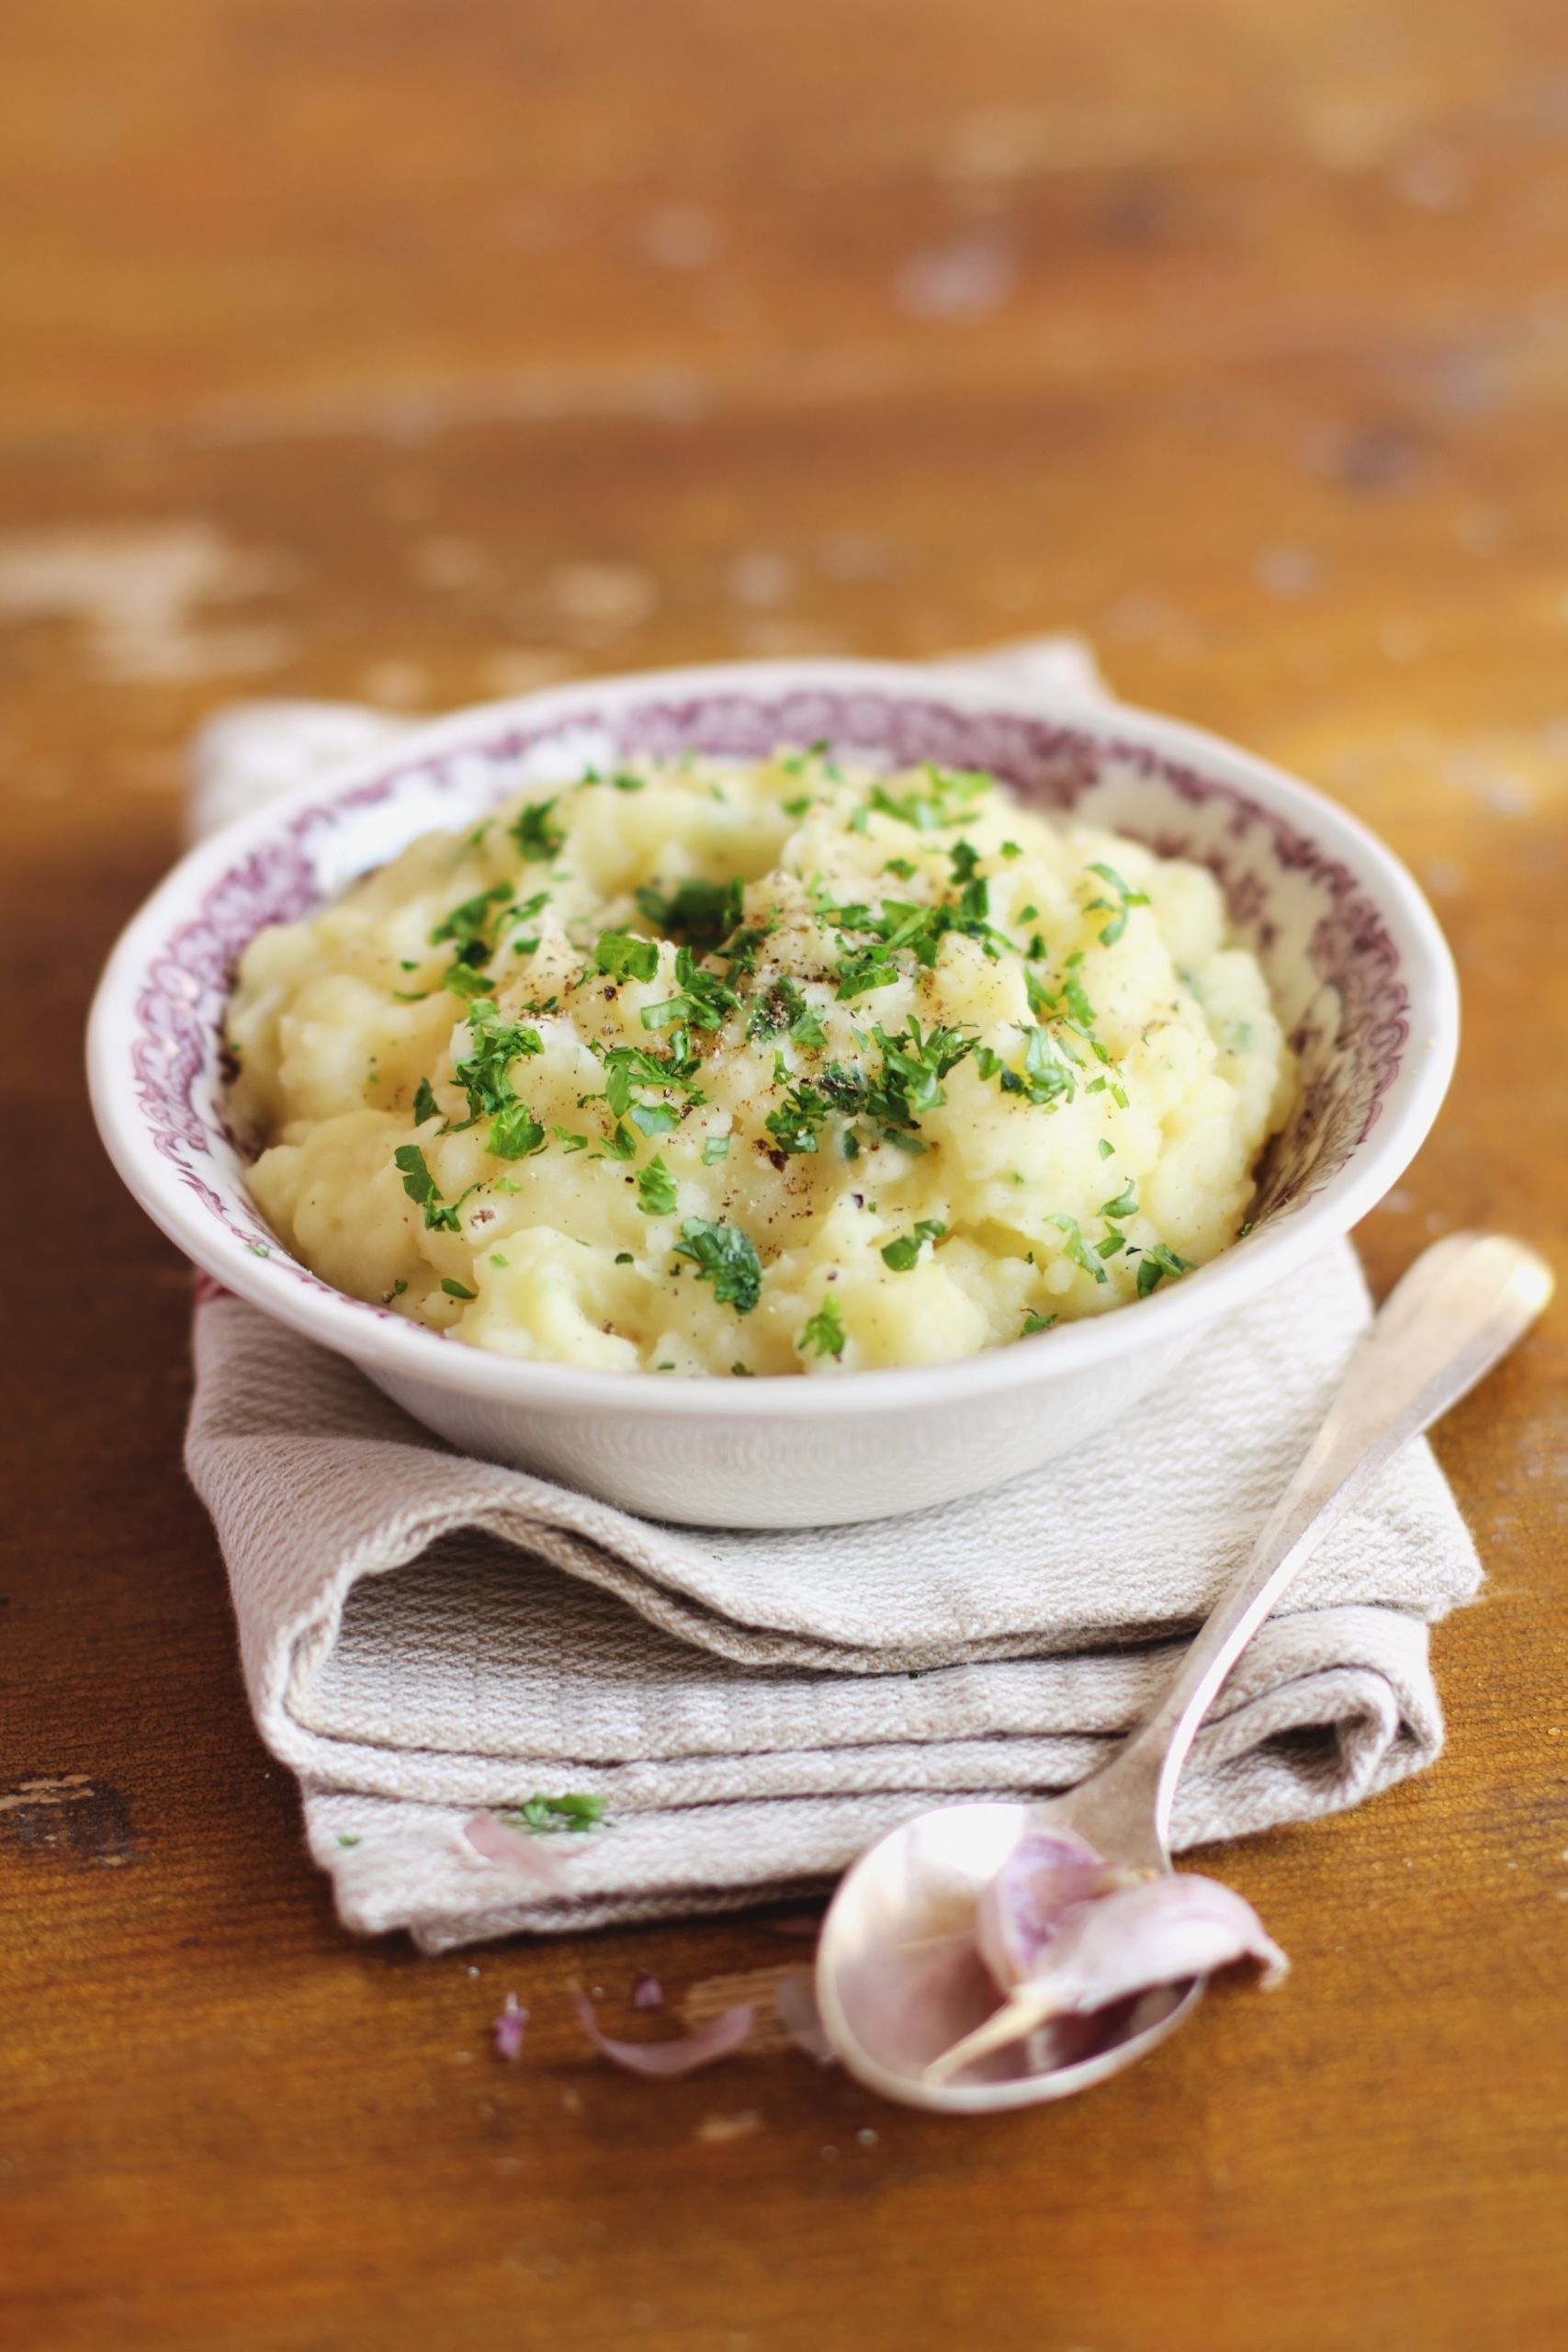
816, 1232, 1553, 2113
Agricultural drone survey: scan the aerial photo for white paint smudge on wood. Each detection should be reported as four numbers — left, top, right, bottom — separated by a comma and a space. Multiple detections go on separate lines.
0, 521, 298, 682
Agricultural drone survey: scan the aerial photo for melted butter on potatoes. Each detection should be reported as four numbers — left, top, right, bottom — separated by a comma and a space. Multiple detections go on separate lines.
228, 749, 1293, 1375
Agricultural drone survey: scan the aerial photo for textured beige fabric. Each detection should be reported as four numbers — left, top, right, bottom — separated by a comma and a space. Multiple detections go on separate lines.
179, 649, 1482, 1951
187, 1251, 1478, 1951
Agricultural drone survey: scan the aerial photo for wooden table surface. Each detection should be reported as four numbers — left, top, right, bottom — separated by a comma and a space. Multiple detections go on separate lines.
4, 5, 1566, 2346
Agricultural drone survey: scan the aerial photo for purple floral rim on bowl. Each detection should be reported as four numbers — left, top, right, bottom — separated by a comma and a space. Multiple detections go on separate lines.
130, 680, 1416, 1291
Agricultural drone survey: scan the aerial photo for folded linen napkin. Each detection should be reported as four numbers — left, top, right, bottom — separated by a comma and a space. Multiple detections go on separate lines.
182, 644, 1481, 1951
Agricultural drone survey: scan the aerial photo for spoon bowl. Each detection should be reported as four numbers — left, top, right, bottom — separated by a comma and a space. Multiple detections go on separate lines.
817, 1798, 1200, 2114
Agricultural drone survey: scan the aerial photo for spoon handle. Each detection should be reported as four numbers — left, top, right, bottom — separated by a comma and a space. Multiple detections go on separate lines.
1082, 1233, 1552, 1849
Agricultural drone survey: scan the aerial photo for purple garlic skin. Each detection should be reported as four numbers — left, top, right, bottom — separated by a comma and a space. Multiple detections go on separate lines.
491, 1993, 527, 2062
975, 1826, 1126, 1989
926, 1830, 1290, 2086
571, 1989, 754, 2078
463, 1810, 570, 1891
1003, 1870, 1290, 2018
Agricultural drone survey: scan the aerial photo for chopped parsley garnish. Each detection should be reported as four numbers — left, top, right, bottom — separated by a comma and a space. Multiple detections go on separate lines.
1020, 1307, 1057, 1335
1084, 860, 1150, 946
674, 1218, 763, 1313
834, 942, 901, 1001
452, 1000, 544, 1142
766, 1075, 832, 1156
748, 976, 826, 1046
784, 1020, 973, 1153
589, 1040, 705, 1151
615, 1250, 633, 1263
434, 1000, 548, 1155
1135, 1242, 1193, 1297
394, 1145, 470, 1233
869, 1019, 976, 1125
788, 997, 828, 1047
780, 738, 834, 776
868, 762, 992, 832
1061, 954, 1096, 1030
642, 945, 739, 1033
1099, 1180, 1137, 1221
1050, 1213, 1110, 1284
489, 1102, 547, 1159
430, 882, 512, 967
553, 1128, 589, 1153
1024, 949, 1097, 1037
947, 873, 1011, 955
511, 797, 565, 864
799, 1295, 847, 1359
987, 1024, 1074, 1108
636, 1155, 679, 1216
714, 922, 771, 978
593, 929, 660, 984
500, 1792, 607, 1834
506, 889, 550, 955
412, 1078, 439, 1125
746, 978, 792, 1040
824, 868, 1010, 1000
441, 1278, 478, 1301
1098, 1137, 1115, 1159
1023, 964, 1054, 1020
702, 1134, 730, 1163
598, 1038, 705, 1104
636, 876, 744, 949
442, 961, 497, 1000
880, 1218, 947, 1272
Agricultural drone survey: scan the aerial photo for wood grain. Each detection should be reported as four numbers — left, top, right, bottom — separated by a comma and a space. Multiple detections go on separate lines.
2, 4, 1565, 2347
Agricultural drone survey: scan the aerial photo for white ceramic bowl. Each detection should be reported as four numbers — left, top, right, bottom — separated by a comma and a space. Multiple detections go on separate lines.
88, 659, 1457, 1526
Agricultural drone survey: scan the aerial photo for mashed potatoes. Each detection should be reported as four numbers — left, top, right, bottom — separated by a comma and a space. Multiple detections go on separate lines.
227, 747, 1293, 1376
